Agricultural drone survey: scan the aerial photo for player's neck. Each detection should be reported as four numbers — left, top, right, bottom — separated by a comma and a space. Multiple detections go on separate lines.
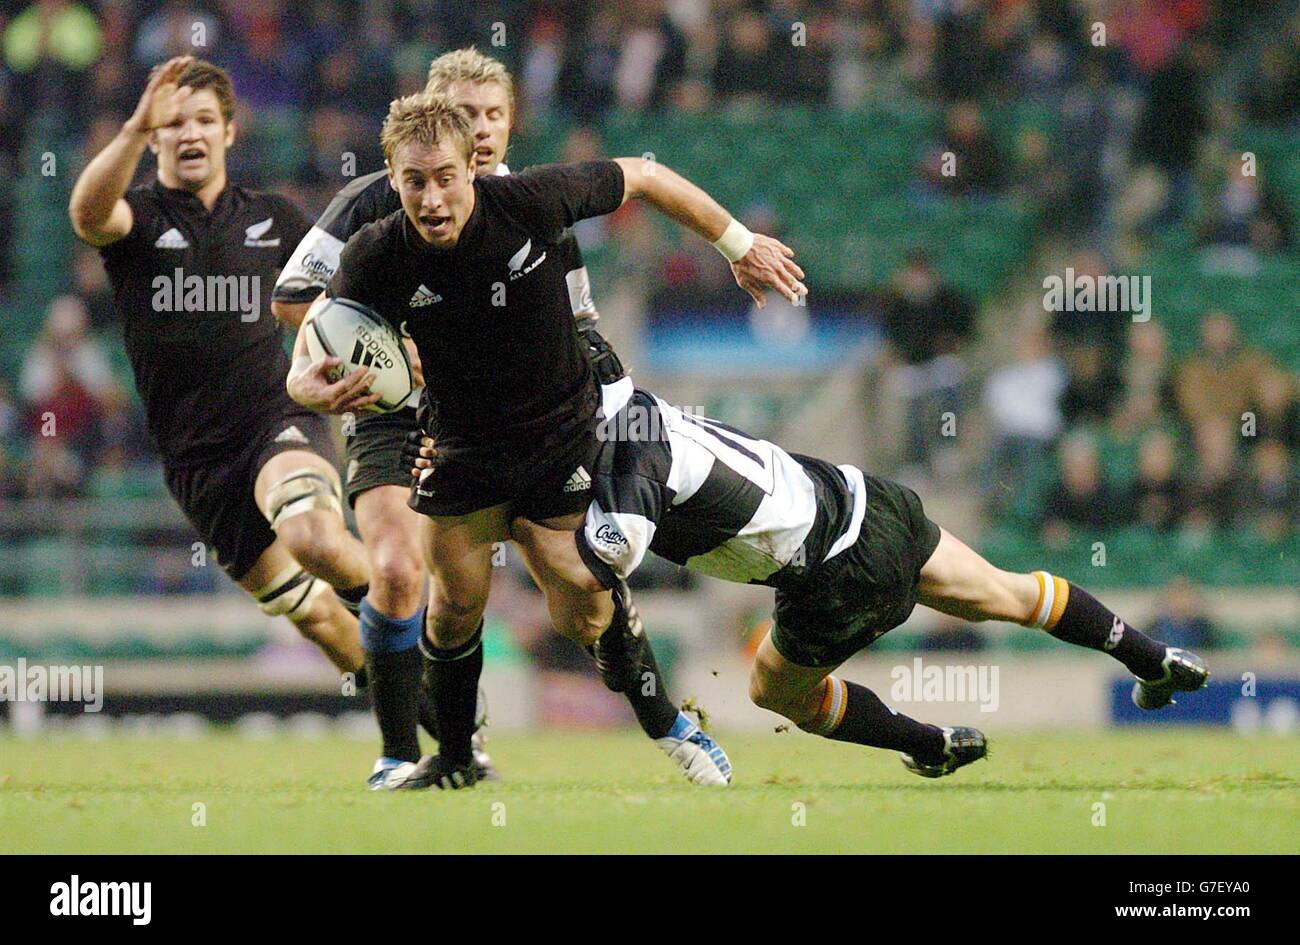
158, 169, 228, 211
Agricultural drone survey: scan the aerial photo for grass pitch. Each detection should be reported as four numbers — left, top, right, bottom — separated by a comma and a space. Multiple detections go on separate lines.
2, 729, 1295, 853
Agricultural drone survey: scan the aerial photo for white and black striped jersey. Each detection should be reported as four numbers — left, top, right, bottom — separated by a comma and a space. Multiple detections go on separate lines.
272, 162, 601, 328
577, 387, 867, 591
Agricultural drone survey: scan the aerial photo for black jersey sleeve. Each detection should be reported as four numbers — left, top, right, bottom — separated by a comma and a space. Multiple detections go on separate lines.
269, 195, 312, 270
326, 222, 394, 323
273, 171, 397, 303
497, 161, 625, 239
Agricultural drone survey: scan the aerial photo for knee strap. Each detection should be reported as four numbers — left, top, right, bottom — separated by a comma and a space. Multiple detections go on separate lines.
264, 467, 342, 530
254, 565, 326, 620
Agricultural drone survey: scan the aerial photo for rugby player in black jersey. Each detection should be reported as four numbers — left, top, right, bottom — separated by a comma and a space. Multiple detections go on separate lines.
278, 50, 740, 789
293, 92, 805, 789
69, 58, 370, 682
488, 389, 1210, 779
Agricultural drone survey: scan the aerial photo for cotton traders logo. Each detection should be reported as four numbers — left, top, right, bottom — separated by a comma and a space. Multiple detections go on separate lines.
299, 252, 335, 280
244, 217, 280, 247
507, 238, 546, 281
594, 523, 627, 547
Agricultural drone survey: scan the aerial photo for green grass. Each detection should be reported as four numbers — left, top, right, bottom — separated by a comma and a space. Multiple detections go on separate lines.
1, 730, 1296, 853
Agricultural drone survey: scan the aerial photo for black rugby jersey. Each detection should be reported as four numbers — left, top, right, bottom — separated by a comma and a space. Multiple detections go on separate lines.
327, 160, 624, 442
274, 163, 602, 327
577, 388, 862, 592
97, 180, 310, 465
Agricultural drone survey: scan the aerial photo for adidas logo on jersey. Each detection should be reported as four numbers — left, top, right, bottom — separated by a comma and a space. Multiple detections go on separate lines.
409, 284, 442, 307
154, 228, 189, 249
274, 425, 310, 445
244, 217, 280, 247
563, 466, 592, 493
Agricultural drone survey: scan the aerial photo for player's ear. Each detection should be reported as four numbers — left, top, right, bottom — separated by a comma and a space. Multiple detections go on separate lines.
147, 130, 161, 156
223, 118, 236, 149
385, 159, 397, 192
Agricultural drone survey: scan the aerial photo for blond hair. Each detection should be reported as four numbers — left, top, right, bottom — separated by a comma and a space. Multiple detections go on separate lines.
380, 92, 475, 165
425, 47, 515, 114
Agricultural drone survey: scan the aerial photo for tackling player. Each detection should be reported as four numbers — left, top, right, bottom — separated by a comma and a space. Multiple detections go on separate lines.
69, 58, 370, 682
275, 50, 735, 789
308, 92, 804, 789
491, 388, 1211, 778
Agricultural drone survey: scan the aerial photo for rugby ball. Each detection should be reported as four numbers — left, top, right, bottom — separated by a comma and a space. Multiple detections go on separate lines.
302, 296, 413, 413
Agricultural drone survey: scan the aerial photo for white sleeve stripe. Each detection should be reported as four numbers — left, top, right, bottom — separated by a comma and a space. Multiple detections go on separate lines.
274, 226, 345, 293
821, 464, 866, 563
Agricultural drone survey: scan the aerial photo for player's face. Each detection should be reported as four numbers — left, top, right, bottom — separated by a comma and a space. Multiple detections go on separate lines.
150, 88, 234, 190
446, 80, 511, 175
387, 141, 475, 248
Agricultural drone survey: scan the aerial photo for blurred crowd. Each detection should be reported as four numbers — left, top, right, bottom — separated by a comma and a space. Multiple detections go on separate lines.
2, 0, 1298, 627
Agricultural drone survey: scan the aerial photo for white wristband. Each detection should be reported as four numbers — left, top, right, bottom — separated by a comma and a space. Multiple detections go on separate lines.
712, 218, 754, 263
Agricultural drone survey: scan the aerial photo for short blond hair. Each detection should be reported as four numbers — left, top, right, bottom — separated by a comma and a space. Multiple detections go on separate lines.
380, 92, 475, 166
425, 47, 515, 114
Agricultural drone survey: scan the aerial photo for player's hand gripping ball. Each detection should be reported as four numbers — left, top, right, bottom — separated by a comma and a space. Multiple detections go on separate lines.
301, 297, 414, 413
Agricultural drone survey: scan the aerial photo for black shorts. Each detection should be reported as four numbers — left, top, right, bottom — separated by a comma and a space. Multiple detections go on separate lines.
409, 408, 600, 521
164, 410, 336, 582
770, 474, 942, 668
343, 406, 419, 507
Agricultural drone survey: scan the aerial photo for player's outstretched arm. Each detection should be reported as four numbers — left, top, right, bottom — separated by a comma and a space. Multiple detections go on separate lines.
613, 156, 807, 308
69, 55, 195, 246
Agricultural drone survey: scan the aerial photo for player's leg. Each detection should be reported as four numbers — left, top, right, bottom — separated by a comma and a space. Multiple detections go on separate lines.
352, 483, 428, 781
511, 514, 732, 785
407, 503, 506, 789
750, 630, 977, 766
236, 538, 364, 674
254, 448, 371, 613
916, 527, 1208, 706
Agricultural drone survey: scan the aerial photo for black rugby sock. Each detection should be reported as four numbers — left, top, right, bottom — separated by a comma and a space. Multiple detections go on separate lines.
802, 677, 946, 761
365, 648, 421, 762
620, 634, 680, 740
1031, 573, 1168, 679
420, 623, 484, 768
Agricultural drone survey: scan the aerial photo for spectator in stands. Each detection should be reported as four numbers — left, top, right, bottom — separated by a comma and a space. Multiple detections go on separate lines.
3, 0, 102, 117
1129, 429, 1186, 533
931, 0, 995, 101
1239, 439, 1298, 541
879, 249, 975, 474
73, 245, 115, 331
1248, 368, 1300, 455
1183, 417, 1243, 531
1198, 156, 1293, 265
982, 315, 1066, 509
1174, 311, 1275, 429
916, 100, 1007, 198
609, 0, 687, 111
1058, 339, 1123, 428
1040, 433, 1123, 548
22, 435, 84, 498
19, 295, 118, 454
712, 4, 780, 104
133, 1, 221, 68
1148, 577, 1222, 651
1242, 35, 1300, 127
1129, 41, 1210, 226
1114, 321, 1175, 434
